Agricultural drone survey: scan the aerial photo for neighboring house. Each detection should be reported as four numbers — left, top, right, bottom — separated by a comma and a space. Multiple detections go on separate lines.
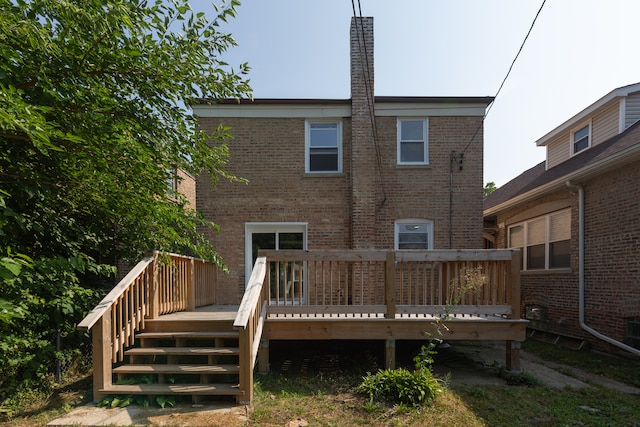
194, 17, 493, 304
484, 82, 640, 355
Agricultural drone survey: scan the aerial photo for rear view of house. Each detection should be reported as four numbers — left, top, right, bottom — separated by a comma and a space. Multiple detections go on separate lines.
484, 82, 640, 355
194, 17, 493, 301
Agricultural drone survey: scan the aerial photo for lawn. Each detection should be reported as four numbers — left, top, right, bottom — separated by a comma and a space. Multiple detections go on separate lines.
1, 339, 639, 427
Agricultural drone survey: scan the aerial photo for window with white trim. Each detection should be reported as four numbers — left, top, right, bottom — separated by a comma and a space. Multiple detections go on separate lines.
395, 219, 433, 250
508, 209, 571, 271
571, 122, 590, 155
305, 120, 342, 173
397, 118, 428, 165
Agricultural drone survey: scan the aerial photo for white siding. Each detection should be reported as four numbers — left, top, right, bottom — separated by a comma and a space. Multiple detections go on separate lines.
546, 132, 570, 169
625, 91, 640, 129
591, 101, 619, 147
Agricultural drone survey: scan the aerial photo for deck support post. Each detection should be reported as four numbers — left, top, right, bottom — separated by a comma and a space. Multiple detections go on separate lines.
92, 313, 112, 402
385, 339, 396, 370
149, 253, 159, 319
506, 340, 522, 372
258, 339, 269, 374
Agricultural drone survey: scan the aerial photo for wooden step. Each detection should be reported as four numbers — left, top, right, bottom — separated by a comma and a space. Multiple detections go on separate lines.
125, 347, 239, 357
101, 383, 244, 396
113, 364, 240, 375
136, 331, 238, 340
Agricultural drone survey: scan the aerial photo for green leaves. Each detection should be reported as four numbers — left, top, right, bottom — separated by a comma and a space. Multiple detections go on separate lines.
0, 0, 251, 399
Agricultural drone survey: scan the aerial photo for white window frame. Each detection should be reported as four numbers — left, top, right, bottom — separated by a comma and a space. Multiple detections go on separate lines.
305, 120, 342, 173
570, 121, 591, 156
394, 219, 434, 250
397, 118, 429, 165
508, 209, 571, 271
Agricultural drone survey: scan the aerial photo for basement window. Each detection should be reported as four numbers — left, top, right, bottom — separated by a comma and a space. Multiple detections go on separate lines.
395, 219, 433, 250
625, 318, 640, 350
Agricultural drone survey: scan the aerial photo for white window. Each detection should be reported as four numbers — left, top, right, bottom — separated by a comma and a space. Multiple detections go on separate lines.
397, 118, 428, 165
395, 219, 433, 250
508, 209, 571, 271
571, 122, 590, 155
305, 120, 342, 173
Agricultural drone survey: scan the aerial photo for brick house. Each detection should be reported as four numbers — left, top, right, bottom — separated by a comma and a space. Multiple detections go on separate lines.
483, 82, 640, 355
194, 17, 493, 304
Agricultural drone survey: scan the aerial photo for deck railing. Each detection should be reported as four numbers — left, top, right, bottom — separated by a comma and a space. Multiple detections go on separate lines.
259, 249, 521, 320
233, 257, 268, 404
77, 251, 219, 399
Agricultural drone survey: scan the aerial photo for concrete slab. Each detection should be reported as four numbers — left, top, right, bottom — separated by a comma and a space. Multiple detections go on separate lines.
47, 402, 248, 427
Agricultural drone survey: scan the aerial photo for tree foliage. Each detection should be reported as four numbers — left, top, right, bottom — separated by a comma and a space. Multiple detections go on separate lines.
483, 181, 497, 197
0, 0, 250, 397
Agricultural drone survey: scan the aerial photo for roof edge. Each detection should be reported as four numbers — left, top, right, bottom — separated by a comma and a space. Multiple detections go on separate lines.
484, 141, 640, 216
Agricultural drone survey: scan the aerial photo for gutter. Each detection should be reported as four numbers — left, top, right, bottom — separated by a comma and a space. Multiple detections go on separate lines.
566, 181, 640, 356
485, 142, 640, 217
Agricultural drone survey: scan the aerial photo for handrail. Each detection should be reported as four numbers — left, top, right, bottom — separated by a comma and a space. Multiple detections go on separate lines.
234, 256, 267, 329
77, 255, 155, 331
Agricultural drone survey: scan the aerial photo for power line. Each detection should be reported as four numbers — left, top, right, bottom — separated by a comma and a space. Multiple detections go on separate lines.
461, 0, 547, 157
351, 0, 387, 205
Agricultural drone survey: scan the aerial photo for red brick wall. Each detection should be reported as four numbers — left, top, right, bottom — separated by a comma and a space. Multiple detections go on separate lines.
493, 162, 640, 353
197, 113, 485, 302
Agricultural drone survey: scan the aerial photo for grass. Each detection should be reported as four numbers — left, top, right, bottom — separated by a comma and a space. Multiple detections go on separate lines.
1, 339, 639, 427
522, 339, 640, 388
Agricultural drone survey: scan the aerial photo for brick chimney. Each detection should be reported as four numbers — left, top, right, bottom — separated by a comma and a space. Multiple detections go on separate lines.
350, 16, 377, 249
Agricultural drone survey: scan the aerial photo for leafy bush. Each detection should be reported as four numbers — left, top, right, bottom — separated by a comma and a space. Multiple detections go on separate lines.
357, 367, 444, 406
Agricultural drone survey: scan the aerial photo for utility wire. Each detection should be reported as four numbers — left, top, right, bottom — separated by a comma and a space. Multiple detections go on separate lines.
351, 0, 387, 205
461, 0, 547, 157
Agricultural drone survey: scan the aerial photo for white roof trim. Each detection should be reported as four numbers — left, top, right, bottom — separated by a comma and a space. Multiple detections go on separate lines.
192, 104, 352, 118
375, 102, 487, 117
193, 101, 489, 118
536, 82, 640, 147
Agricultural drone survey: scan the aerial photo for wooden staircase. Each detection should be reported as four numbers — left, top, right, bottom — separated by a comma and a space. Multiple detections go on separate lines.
101, 318, 245, 403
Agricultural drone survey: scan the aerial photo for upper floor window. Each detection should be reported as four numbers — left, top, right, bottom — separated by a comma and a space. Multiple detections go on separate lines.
397, 118, 428, 165
305, 120, 342, 173
571, 122, 590, 155
395, 219, 433, 250
508, 209, 571, 271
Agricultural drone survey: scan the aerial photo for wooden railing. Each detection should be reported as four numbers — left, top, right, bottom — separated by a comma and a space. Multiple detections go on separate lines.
233, 257, 268, 405
77, 251, 219, 399
259, 249, 521, 320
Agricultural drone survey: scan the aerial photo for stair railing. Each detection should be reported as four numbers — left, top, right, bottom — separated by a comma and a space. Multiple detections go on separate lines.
233, 256, 268, 405
77, 250, 219, 400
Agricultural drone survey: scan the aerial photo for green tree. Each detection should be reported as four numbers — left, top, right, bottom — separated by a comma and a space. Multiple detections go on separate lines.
0, 0, 250, 397
484, 181, 497, 197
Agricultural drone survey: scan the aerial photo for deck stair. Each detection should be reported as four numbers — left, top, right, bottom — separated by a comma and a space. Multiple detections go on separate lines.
101, 318, 244, 403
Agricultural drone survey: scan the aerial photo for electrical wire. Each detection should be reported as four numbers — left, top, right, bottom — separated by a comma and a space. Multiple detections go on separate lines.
351, 0, 387, 205
460, 0, 547, 157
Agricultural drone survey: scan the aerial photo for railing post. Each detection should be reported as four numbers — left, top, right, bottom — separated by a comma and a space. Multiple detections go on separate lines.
92, 312, 112, 402
238, 327, 253, 405
385, 251, 396, 319
507, 249, 522, 371
149, 252, 159, 319
186, 258, 196, 311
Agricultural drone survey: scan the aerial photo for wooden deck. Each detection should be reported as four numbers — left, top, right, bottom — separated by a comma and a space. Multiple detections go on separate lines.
78, 249, 527, 405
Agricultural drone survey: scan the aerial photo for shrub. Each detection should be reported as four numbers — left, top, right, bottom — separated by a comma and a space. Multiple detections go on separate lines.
357, 367, 444, 406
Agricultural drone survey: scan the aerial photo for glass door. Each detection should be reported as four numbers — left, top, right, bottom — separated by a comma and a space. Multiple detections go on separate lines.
245, 223, 306, 304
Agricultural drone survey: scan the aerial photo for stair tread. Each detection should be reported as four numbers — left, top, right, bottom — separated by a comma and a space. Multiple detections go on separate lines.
101, 383, 244, 395
113, 364, 240, 374
137, 331, 238, 339
125, 347, 239, 356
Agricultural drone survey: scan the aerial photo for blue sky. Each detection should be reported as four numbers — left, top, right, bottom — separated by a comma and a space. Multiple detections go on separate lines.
191, 0, 640, 187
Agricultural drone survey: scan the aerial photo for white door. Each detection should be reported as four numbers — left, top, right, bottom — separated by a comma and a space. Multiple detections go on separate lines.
245, 223, 307, 303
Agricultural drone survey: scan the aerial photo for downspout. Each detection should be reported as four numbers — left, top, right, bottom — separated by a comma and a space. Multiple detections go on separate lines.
566, 181, 640, 355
